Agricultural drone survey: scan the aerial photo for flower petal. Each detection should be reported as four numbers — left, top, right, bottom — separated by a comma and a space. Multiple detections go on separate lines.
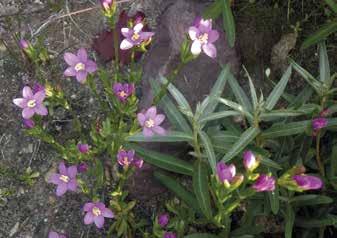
143, 127, 154, 137
121, 28, 133, 38
56, 183, 68, 196
22, 108, 35, 119
202, 43, 217, 58
67, 166, 77, 178
94, 215, 105, 228
59, 162, 67, 175
48, 173, 61, 184
34, 104, 48, 116
23, 86, 33, 98
84, 212, 94, 224
83, 202, 95, 212
152, 126, 166, 135
67, 179, 77, 191
145, 106, 157, 118
133, 23, 144, 33
208, 30, 219, 43
191, 40, 202, 55
34, 91, 46, 103
199, 19, 212, 32
64, 67, 77, 77
76, 71, 88, 83
154, 114, 165, 126
85, 60, 97, 73
77, 48, 88, 62
140, 32, 154, 41
137, 113, 146, 126
64, 52, 79, 66
102, 208, 114, 218
120, 39, 134, 50
48, 231, 59, 238
13, 98, 27, 108
188, 27, 199, 40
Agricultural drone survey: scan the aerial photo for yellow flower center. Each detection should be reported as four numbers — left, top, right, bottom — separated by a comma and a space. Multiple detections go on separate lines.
59, 175, 70, 183
198, 33, 209, 43
75, 62, 85, 72
145, 119, 155, 128
132, 33, 140, 41
27, 99, 36, 108
119, 91, 127, 98
92, 207, 101, 216
123, 157, 130, 165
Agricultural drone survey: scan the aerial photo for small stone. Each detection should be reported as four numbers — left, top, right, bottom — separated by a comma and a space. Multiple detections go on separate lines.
9, 222, 20, 237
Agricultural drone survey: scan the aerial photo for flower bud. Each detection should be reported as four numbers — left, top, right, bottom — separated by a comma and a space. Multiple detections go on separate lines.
243, 150, 259, 172
77, 143, 89, 154
292, 175, 323, 191
216, 162, 236, 185
158, 213, 169, 227
23, 119, 35, 129
252, 174, 275, 192
312, 117, 328, 131
78, 162, 89, 173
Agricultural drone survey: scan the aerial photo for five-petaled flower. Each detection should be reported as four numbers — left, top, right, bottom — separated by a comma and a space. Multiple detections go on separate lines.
252, 174, 275, 192
48, 231, 67, 238
293, 175, 323, 190
137, 106, 166, 137
13, 86, 48, 119
83, 201, 114, 228
216, 162, 236, 186
48, 162, 78, 196
117, 149, 135, 167
188, 17, 219, 58
120, 23, 155, 50
113, 83, 135, 102
64, 48, 97, 83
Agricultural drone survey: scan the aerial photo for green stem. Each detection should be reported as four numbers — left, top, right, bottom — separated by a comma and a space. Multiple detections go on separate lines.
192, 120, 202, 160
316, 131, 325, 176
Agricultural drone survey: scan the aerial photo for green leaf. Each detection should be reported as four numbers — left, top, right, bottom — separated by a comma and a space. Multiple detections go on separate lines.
199, 131, 217, 174
228, 73, 252, 112
260, 109, 307, 121
327, 118, 337, 129
285, 204, 295, 238
268, 185, 279, 215
218, 98, 253, 119
222, 127, 260, 162
150, 79, 192, 133
265, 66, 292, 110
159, 76, 193, 114
222, 0, 236, 47
129, 144, 193, 176
193, 160, 212, 219
154, 172, 200, 212
301, 21, 337, 49
290, 195, 333, 207
126, 131, 193, 143
325, 0, 337, 15
260, 157, 282, 170
202, 65, 230, 116
289, 85, 314, 108
261, 120, 311, 139
289, 59, 322, 92
243, 65, 258, 109
185, 234, 219, 238
210, 131, 239, 144
203, 0, 222, 19
319, 42, 331, 87
296, 214, 337, 228
199, 110, 241, 124
329, 143, 337, 178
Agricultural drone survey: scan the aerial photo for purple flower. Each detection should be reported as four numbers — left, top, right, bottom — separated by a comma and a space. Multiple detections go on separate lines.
164, 232, 177, 238
120, 23, 155, 50
117, 149, 135, 167
101, 0, 113, 10
243, 150, 259, 172
188, 18, 219, 58
312, 117, 328, 131
19, 39, 30, 49
132, 158, 144, 169
77, 143, 89, 154
158, 213, 169, 227
252, 174, 275, 192
78, 162, 89, 173
216, 162, 236, 185
113, 83, 135, 102
32, 83, 45, 94
23, 118, 35, 129
137, 106, 166, 137
63, 48, 97, 83
13, 86, 48, 119
83, 201, 114, 228
293, 175, 323, 190
48, 231, 67, 238
48, 162, 78, 196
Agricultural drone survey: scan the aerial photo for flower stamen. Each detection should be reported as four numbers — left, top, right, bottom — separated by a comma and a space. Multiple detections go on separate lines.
59, 175, 70, 183
92, 207, 102, 216
145, 119, 155, 128
27, 99, 36, 108
74, 62, 85, 72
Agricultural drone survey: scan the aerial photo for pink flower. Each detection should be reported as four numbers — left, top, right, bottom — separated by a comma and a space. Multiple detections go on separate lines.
23, 119, 35, 128
117, 149, 135, 167
188, 17, 219, 58
137, 106, 166, 137
78, 162, 89, 173
113, 83, 135, 102
243, 150, 259, 172
132, 157, 144, 169
120, 23, 154, 50
158, 213, 169, 227
32, 83, 45, 94
63, 48, 97, 83
48, 231, 67, 238
216, 162, 236, 185
293, 175, 323, 190
164, 232, 177, 238
48, 162, 78, 196
19, 39, 30, 49
83, 201, 114, 228
13, 86, 48, 119
252, 174, 275, 192
312, 117, 328, 131
77, 143, 89, 154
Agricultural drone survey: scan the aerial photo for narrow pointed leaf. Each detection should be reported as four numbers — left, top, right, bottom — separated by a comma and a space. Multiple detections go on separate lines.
261, 120, 311, 139
290, 195, 333, 207
268, 185, 279, 215
203, 0, 222, 19
222, 0, 236, 47
296, 214, 337, 228
285, 205, 295, 238
319, 42, 331, 86
129, 144, 193, 176
244, 65, 258, 109
290, 59, 321, 92
218, 98, 253, 119
260, 157, 282, 170
260, 109, 307, 121
126, 131, 193, 142
222, 127, 260, 162
199, 131, 217, 173
193, 160, 212, 219
265, 66, 292, 110
199, 110, 241, 124
301, 21, 337, 50
228, 73, 252, 112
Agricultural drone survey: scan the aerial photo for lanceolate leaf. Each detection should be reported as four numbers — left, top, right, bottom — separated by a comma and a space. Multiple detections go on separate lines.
199, 131, 217, 173
290, 195, 333, 207
227, 73, 252, 112
260, 157, 282, 170
222, 0, 236, 47
268, 184, 279, 215
199, 110, 241, 124
244, 65, 258, 109
218, 98, 253, 120
154, 172, 200, 212
203, 0, 222, 19
126, 131, 193, 143
301, 21, 337, 50
319, 42, 331, 86
296, 214, 337, 228
129, 144, 193, 176
285, 205, 295, 238
222, 127, 260, 162
261, 120, 311, 139
150, 79, 192, 133
193, 160, 212, 219
265, 66, 292, 110
260, 109, 307, 121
